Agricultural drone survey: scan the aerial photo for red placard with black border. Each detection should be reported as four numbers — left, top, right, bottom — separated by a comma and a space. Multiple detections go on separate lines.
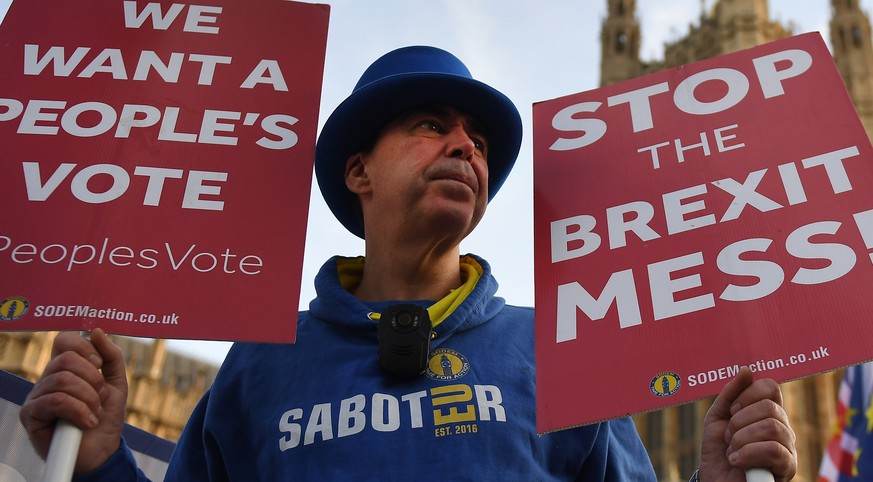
533, 33, 873, 433
0, 0, 328, 343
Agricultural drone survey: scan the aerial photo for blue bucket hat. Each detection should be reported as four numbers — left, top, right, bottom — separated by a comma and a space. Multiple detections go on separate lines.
315, 46, 523, 239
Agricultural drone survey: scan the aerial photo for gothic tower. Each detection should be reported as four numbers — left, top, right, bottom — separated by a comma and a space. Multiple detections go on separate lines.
710, 0, 774, 52
830, 0, 873, 135
660, 0, 789, 68
601, 0, 790, 86
600, 0, 643, 86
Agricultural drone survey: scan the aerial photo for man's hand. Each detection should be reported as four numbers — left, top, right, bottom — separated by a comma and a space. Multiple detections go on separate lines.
19, 328, 129, 475
699, 366, 797, 482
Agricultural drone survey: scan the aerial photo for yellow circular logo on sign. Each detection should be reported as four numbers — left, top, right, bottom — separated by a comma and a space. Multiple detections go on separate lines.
650, 371, 681, 397
0, 296, 30, 322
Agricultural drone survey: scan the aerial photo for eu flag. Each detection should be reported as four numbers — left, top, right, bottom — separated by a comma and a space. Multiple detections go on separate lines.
819, 363, 873, 481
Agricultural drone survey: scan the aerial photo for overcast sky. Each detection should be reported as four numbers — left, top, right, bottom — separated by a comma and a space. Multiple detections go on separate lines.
0, 1, 865, 364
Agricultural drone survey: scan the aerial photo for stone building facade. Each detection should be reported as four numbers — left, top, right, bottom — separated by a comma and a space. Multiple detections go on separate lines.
602, 1, 873, 481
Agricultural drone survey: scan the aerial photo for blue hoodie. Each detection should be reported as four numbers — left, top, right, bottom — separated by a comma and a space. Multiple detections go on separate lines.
77, 255, 656, 481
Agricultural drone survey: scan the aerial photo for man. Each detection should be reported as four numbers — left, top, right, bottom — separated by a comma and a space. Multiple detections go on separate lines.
20, 46, 797, 481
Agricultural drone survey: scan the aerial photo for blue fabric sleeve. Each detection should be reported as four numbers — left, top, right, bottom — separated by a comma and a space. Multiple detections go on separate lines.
164, 388, 228, 482
575, 417, 657, 481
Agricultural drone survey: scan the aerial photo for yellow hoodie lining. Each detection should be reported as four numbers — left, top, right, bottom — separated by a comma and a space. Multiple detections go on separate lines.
336, 255, 483, 327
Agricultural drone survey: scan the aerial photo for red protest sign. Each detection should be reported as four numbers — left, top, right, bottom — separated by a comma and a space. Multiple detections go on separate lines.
0, 0, 328, 343
533, 33, 873, 433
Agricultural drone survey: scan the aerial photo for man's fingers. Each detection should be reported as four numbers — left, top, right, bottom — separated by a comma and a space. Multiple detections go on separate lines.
19, 329, 129, 472
727, 406, 794, 454
727, 397, 792, 440
23, 388, 101, 431
20, 330, 120, 435
729, 378, 783, 416
51, 331, 102, 367
90, 328, 126, 389
707, 366, 754, 421
724, 381, 797, 479
728, 440, 797, 479
24, 356, 106, 429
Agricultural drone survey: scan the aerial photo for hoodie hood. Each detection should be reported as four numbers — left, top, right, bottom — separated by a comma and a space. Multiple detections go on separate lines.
308, 254, 506, 347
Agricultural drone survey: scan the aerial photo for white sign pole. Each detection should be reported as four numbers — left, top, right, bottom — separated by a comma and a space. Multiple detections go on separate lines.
40, 331, 90, 482
41, 420, 81, 482
746, 469, 775, 482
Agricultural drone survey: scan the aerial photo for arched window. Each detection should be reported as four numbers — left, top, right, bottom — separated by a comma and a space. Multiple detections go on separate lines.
616, 32, 628, 53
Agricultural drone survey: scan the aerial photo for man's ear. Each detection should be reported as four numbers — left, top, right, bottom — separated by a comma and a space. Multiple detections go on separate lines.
345, 153, 370, 194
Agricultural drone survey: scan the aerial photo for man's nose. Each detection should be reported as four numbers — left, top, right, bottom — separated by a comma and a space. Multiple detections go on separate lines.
446, 125, 475, 161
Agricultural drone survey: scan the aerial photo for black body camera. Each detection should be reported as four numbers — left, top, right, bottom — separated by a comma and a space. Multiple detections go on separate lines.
377, 304, 432, 379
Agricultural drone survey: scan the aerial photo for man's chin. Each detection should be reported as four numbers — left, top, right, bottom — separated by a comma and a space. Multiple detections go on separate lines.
432, 207, 485, 239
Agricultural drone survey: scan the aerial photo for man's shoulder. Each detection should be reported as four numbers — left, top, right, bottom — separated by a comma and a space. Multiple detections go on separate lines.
497, 303, 534, 317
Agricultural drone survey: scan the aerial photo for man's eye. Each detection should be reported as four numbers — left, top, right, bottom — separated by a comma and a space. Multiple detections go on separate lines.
419, 120, 441, 132
473, 138, 487, 155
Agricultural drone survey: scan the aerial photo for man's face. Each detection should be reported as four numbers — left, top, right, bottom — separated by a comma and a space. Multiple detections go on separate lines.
349, 106, 490, 242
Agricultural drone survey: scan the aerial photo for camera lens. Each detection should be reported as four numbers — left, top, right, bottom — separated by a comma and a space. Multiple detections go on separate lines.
397, 311, 413, 327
